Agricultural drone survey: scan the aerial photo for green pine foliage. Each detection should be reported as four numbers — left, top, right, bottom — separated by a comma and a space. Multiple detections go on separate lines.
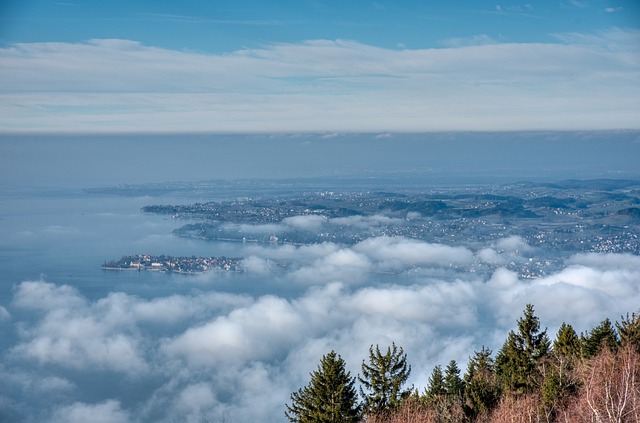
464, 346, 494, 384
444, 360, 465, 399
616, 311, 640, 352
553, 322, 581, 357
540, 358, 579, 421
422, 362, 467, 422
538, 321, 583, 419
359, 343, 412, 414
495, 304, 550, 394
581, 317, 619, 358
285, 307, 640, 422
463, 347, 501, 419
425, 364, 446, 402
285, 350, 361, 423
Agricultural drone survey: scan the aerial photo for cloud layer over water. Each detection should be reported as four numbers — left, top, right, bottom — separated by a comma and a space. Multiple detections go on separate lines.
1, 236, 639, 422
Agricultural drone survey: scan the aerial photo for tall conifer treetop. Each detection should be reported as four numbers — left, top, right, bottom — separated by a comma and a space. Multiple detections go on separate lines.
444, 360, 465, 398
425, 365, 445, 401
285, 350, 360, 423
617, 311, 640, 352
553, 322, 581, 357
464, 346, 494, 383
464, 347, 501, 418
582, 318, 619, 358
285, 307, 640, 422
495, 304, 550, 394
359, 342, 412, 414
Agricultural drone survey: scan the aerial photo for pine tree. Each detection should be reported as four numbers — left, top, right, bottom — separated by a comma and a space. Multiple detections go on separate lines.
285, 351, 360, 423
464, 347, 501, 419
425, 365, 446, 402
553, 322, 580, 357
359, 343, 412, 414
582, 318, 619, 359
540, 324, 582, 421
616, 311, 640, 352
425, 363, 466, 423
464, 346, 494, 384
495, 304, 550, 394
444, 360, 464, 399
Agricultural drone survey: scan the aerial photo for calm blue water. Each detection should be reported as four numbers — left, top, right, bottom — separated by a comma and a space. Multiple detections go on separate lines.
0, 186, 299, 305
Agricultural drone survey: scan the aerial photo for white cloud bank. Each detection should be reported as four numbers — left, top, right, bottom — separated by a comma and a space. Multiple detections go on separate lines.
0, 28, 638, 132
2, 237, 640, 422
51, 400, 131, 423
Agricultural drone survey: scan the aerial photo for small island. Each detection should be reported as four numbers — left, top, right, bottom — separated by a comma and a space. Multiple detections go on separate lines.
102, 254, 243, 273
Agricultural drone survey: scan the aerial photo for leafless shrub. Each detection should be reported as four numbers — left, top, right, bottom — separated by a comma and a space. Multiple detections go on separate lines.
487, 394, 542, 423
565, 344, 639, 423
362, 401, 436, 423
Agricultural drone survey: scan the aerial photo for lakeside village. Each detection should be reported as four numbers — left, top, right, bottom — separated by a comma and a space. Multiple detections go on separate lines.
102, 254, 243, 274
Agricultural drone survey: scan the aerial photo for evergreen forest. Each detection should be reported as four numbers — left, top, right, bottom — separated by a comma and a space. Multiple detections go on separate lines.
286, 305, 640, 423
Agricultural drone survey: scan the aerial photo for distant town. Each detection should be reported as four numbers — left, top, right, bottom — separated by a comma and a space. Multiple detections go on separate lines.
96, 178, 640, 279
141, 180, 640, 252
102, 254, 243, 273
137, 178, 640, 279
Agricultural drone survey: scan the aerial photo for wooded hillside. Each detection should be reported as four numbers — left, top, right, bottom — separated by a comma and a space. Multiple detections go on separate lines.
286, 305, 640, 423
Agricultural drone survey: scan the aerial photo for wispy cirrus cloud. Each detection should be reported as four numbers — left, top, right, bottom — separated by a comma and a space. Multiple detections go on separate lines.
494, 3, 537, 16
139, 12, 283, 26
0, 28, 639, 132
565, 0, 589, 8
439, 33, 498, 48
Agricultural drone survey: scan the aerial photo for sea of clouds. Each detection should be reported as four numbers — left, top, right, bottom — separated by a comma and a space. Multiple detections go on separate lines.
1, 233, 639, 422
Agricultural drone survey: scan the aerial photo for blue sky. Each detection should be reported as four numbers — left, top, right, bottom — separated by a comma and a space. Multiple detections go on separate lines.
0, 0, 638, 132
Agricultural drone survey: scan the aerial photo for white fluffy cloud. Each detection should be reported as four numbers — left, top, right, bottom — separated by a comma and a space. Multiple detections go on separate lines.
13, 280, 87, 311
163, 295, 309, 366
354, 236, 475, 268
51, 400, 130, 423
11, 282, 147, 373
1, 28, 638, 132
0, 306, 10, 321
9, 282, 252, 373
244, 236, 477, 285
493, 235, 534, 253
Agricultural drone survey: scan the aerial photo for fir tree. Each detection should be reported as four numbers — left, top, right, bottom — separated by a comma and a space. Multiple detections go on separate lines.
285, 351, 360, 423
495, 304, 550, 394
464, 346, 494, 384
541, 357, 580, 422
359, 343, 412, 414
464, 347, 501, 419
616, 311, 640, 352
541, 324, 582, 421
423, 360, 467, 422
425, 364, 446, 402
582, 318, 619, 359
444, 360, 464, 399
553, 322, 581, 357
